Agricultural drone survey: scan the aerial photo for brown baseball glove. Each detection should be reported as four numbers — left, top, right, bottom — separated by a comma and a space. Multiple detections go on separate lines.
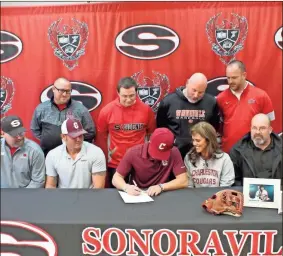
202, 189, 244, 217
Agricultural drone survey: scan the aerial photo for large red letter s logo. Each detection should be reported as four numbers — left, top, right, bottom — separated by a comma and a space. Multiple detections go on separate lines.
1, 221, 58, 256
115, 24, 180, 60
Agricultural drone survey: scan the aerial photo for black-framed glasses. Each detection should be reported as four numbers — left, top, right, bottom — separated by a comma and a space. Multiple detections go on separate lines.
54, 86, 72, 94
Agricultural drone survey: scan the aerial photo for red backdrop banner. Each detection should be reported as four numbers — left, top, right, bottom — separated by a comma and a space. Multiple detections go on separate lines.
1, 2, 282, 141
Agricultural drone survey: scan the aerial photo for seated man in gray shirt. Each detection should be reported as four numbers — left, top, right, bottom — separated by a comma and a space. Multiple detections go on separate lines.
1, 115, 45, 188
45, 118, 106, 188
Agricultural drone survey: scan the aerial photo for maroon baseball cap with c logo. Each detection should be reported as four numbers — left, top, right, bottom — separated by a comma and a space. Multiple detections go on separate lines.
148, 128, 174, 160
61, 118, 87, 138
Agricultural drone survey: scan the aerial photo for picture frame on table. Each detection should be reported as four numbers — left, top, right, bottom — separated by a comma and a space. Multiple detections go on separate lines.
243, 178, 281, 209
278, 191, 282, 214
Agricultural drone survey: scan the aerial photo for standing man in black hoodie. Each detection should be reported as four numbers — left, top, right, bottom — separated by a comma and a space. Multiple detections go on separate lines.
156, 73, 220, 159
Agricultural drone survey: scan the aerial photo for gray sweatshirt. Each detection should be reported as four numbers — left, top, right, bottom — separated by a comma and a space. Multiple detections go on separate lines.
184, 152, 235, 188
1, 138, 45, 188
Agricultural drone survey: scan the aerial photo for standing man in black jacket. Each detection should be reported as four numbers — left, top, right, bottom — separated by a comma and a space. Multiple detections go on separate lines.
230, 113, 282, 186
156, 73, 220, 159
31, 77, 95, 156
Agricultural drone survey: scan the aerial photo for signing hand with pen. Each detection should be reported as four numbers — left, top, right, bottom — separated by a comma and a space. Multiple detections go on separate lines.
124, 181, 142, 196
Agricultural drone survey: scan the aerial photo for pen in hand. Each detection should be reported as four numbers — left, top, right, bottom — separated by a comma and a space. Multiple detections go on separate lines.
124, 180, 141, 196
133, 180, 147, 194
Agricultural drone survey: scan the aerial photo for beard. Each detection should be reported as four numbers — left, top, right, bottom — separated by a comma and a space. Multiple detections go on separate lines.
252, 136, 265, 146
187, 96, 203, 104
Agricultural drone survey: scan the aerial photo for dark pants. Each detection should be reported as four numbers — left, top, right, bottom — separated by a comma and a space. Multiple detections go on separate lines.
178, 144, 191, 160
106, 167, 116, 188
43, 149, 49, 157
106, 167, 131, 188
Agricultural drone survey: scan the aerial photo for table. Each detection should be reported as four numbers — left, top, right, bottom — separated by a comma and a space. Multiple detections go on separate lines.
1, 187, 282, 255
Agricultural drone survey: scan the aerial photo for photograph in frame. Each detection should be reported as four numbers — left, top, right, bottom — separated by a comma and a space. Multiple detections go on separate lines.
243, 178, 281, 209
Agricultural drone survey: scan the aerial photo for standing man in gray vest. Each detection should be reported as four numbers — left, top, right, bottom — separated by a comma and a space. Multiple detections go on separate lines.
1, 115, 45, 188
31, 77, 96, 156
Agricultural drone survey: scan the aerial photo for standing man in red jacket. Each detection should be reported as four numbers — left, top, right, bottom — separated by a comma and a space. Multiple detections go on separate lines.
97, 77, 156, 187
217, 60, 275, 153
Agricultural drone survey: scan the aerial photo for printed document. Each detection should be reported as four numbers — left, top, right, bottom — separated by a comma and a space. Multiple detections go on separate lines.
118, 191, 154, 203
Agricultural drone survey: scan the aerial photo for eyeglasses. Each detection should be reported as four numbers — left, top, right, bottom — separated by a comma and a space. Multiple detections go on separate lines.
54, 86, 72, 94
251, 126, 268, 133
11, 132, 25, 138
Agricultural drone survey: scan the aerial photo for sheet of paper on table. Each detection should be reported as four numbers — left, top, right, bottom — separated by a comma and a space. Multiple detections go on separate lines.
118, 191, 154, 203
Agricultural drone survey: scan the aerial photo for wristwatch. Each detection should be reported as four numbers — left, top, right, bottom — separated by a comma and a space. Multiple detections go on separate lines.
159, 184, 164, 192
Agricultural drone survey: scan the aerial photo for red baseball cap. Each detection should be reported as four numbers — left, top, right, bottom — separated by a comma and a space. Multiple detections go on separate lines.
61, 118, 87, 138
148, 128, 174, 160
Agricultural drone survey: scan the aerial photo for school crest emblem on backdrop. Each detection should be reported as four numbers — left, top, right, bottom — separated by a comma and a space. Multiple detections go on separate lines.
1, 76, 15, 116
132, 71, 170, 113
206, 13, 248, 65
47, 18, 89, 70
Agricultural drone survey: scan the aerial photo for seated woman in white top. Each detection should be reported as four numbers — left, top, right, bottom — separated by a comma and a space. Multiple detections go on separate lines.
184, 121, 235, 188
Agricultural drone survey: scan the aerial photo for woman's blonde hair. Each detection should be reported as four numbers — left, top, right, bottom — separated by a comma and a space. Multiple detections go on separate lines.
187, 121, 222, 166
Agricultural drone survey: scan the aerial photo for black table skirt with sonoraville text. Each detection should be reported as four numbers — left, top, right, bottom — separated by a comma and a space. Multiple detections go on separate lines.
1, 187, 282, 256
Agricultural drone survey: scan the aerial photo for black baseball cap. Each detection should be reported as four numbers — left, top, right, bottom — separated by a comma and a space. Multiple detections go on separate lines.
1, 115, 26, 137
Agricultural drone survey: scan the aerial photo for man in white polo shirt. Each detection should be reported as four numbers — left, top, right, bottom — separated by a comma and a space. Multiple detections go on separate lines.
45, 118, 106, 188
